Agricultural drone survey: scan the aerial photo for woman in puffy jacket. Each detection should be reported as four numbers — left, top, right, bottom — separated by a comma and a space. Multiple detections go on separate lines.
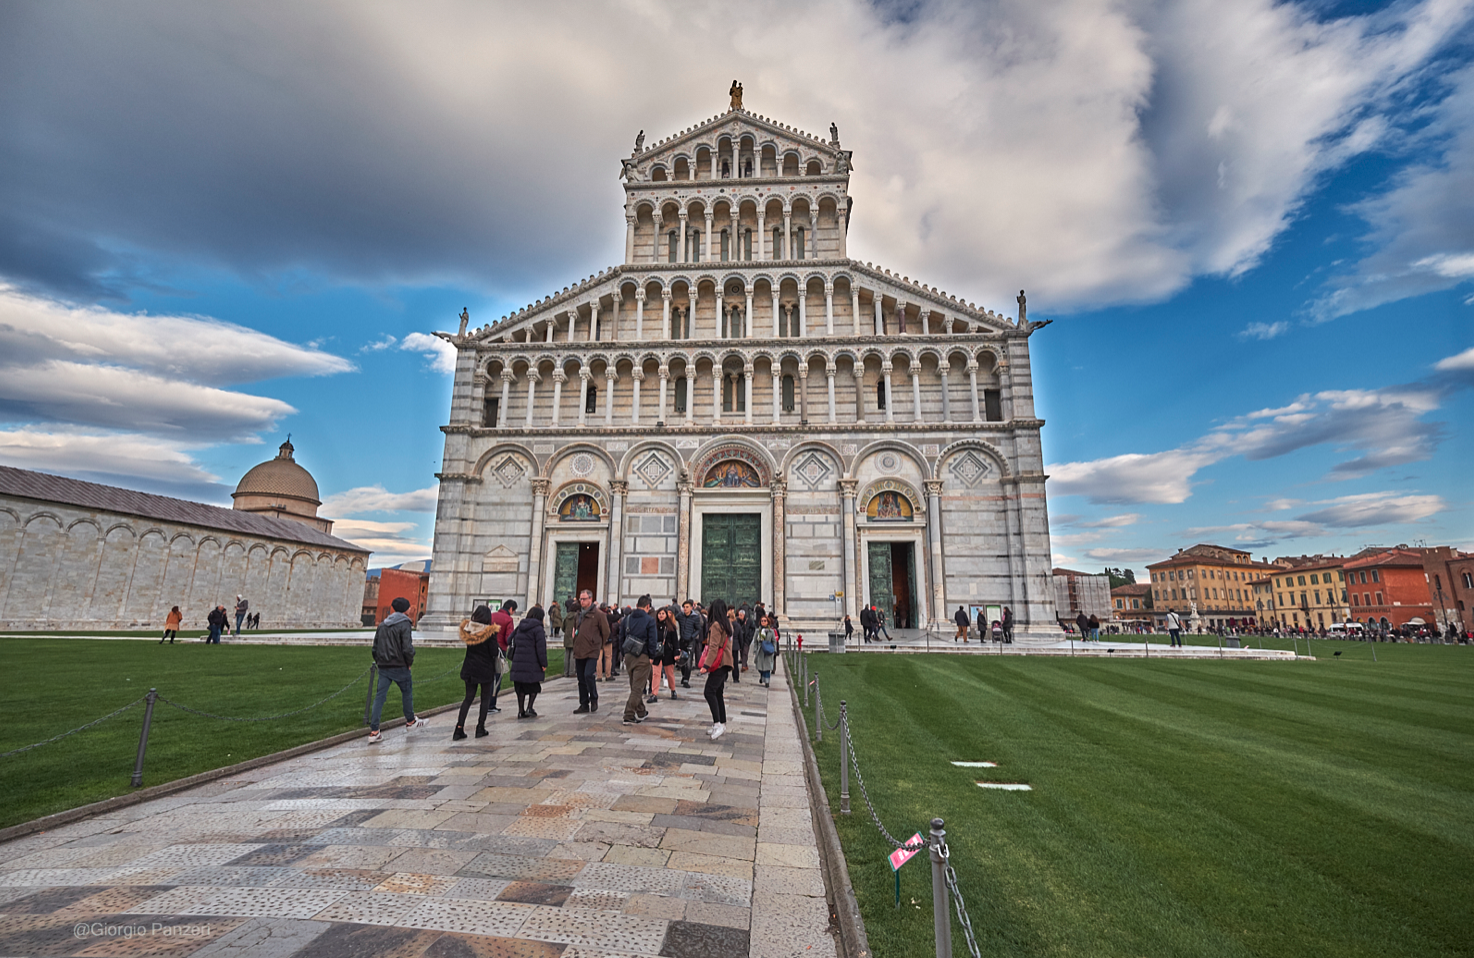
455, 605, 501, 740
509, 606, 548, 719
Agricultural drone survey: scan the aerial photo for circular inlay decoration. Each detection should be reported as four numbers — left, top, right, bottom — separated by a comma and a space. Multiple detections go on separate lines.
877, 452, 901, 475
570, 453, 595, 477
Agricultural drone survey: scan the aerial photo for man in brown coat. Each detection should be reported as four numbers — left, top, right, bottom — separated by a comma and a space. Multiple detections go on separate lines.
571, 589, 608, 714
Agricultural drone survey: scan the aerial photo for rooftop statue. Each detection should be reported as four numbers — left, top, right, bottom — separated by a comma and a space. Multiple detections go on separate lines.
830, 122, 839, 145
1016, 290, 1026, 325
458, 307, 469, 336
729, 80, 743, 110
634, 129, 644, 152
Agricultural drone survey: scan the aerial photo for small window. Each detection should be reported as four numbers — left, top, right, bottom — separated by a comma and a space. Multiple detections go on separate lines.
1297, 575, 1306, 586
1464, 572, 1473, 589
1371, 569, 1380, 583
781, 374, 796, 412
668, 231, 678, 263
795, 227, 805, 260
482, 396, 500, 427
1310, 574, 1319, 585
1352, 593, 1359, 606
984, 389, 1003, 421
722, 159, 730, 178
876, 380, 887, 410
584, 385, 597, 415
1375, 591, 1383, 605
674, 378, 687, 413
721, 229, 730, 262
743, 157, 752, 177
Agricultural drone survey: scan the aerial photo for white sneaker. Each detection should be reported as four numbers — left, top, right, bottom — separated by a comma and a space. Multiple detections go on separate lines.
367, 730, 382, 744
406, 717, 427, 730
710, 722, 726, 741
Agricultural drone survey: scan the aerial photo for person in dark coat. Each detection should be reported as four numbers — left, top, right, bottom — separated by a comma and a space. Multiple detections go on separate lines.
454, 605, 501, 740
1002, 606, 1014, 644
954, 606, 970, 642
206, 605, 227, 644
976, 606, 988, 643
509, 606, 548, 718
1076, 611, 1090, 640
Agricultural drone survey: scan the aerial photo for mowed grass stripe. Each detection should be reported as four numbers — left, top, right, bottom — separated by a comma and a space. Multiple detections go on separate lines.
801, 649, 1472, 958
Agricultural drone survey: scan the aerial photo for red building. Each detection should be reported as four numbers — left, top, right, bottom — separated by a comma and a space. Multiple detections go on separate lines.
1343, 548, 1434, 631
1417, 546, 1474, 636
374, 565, 431, 626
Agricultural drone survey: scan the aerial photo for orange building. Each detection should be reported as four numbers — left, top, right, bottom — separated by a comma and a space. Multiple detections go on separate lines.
375, 564, 431, 626
1146, 544, 1277, 630
1343, 548, 1434, 631
1265, 557, 1348, 631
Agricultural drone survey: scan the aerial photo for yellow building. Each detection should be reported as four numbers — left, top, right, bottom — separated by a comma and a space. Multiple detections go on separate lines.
1146, 544, 1278, 630
1267, 557, 1349, 630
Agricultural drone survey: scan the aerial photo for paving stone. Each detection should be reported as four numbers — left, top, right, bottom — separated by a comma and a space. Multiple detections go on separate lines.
658, 829, 754, 862
572, 822, 665, 849
295, 844, 407, 871
602, 846, 670, 868
756, 825, 816, 847
442, 878, 513, 901
188, 917, 332, 958
683, 901, 750, 930
310, 890, 425, 925
497, 881, 573, 907
129, 885, 346, 919
518, 905, 667, 953
749, 890, 838, 958
290, 921, 442, 958
665, 851, 752, 881
459, 855, 586, 884
400, 897, 537, 937
270, 867, 388, 891
381, 848, 479, 876
374, 873, 460, 896
755, 842, 821, 869
221, 844, 319, 868
572, 862, 684, 896
437, 813, 521, 834
0, 885, 102, 913
659, 919, 750, 958
563, 888, 628, 912
424, 932, 568, 958
676, 872, 751, 907
547, 842, 611, 863
752, 864, 825, 898
502, 817, 584, 841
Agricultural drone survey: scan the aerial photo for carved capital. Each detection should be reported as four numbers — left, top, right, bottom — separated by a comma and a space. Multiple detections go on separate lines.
531, 478, 551, 496
579, 369, 593, 382
924, 479, 944, 497
743, 363, 754, 375
635, 288, 647, 302
604, 368, 617, 382
881, 361, 893, 374
553, 369, 568, 384
770, 478, 788, 498
500, 370, 516, 383
662, 289, 673, 301
610, 480, 629, 495
526, 370, 542, 383
824, 282, 835, 294
632, 368, 646, 381
677, 477, 695, 495
839, 478, 859, 498
658, 365, 670, 380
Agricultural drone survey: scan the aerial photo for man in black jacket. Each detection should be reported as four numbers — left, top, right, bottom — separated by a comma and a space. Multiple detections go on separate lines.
368, 597, 426, 744
206, 605, 227, 644
954, 606, 970, 643
859, 605, 875, 644
622, 596, 656, 725
676, 600, 703, 688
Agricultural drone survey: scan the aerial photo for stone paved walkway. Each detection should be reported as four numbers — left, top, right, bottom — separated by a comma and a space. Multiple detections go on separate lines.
0, 665, 838, 958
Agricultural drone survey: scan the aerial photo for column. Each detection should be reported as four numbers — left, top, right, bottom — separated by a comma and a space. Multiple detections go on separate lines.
874, 295, 884, 335
545, 317, 554, 343
925, 479, 946, 626
604, 368, 616, 426
772, 363, 782, 424
655, 215, 665, 263
526, 478, 550, 611
854, 366, 866, 424
744, 287, 754, 338
684, 368, 695, 425
631, 368, 644, 424
609, 295, 620, 341
498, 370, 514, 429
897, 300, 908, 335
911, 366, 922, 423
771, 289, 780, 337
783, 209, 792, 260
824, 282, 834, 335
771, 478, 787, 620
881, 362, 894, 423
851, 285, 861, 337
712, 367, 722, 425
826, 365, 837, 423
679, 210, 689, 263
840, 478, 858, 620
756, 210, 766, 260
705, 212, 714, 261
675, 476, 693, 601
657, 365, 669, 424
606, 480, 628, 606
730, 210, 739, 261
590, 302, 601, 342
524, 370, 540, 427
551, 369, 566, 426
939, 362, 952, 422
798, 365, 809, 424
716, 289, 725, 339
635, 288, 646, 340
577, 368, 590, 426
837, 204, 849, 258
568, 308, 579, 342
743, 363, 754, 424
967, 361, 981, 422
999, 360, 1015, 421
662, 289, 672, 340
797, 288, 807, 338
625, 214, 635, 263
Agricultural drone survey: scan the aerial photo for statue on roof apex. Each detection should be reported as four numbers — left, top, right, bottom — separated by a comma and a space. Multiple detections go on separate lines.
634, 130, 644, 152
1016, 290, 1026, 324
830, 122, 839, 145
458, 307, 469, 336
729, 80, 743, 110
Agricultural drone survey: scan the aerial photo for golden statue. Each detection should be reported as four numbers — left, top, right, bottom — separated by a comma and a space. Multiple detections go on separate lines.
729, 80, 743, 110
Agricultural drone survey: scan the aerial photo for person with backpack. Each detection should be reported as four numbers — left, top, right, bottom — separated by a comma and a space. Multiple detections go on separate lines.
621, 595, 657, 725
454, 604, 500, 740
699, 598, 734, 740
508, 606, 548, 718
752, 613, 778, 686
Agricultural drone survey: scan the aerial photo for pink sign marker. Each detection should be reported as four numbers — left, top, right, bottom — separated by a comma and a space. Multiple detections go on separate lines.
888, 833, 924, 871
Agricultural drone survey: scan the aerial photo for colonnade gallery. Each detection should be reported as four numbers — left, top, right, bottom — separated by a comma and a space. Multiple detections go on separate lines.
423, 91, 1057, 639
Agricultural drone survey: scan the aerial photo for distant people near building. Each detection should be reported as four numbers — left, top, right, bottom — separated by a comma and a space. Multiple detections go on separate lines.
233, 595, 249, 636
1002, 606, 1014, 644
954, 606, 969, 642
1164, 609, 1183, 647
206, 605, 227, 644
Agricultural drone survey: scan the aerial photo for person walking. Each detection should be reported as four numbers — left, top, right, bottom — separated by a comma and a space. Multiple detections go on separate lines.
858, 605, 874, 643
232, 595, 249, 637
650, 606, 679, 702
454, 605, 501, 740
509, 606, 548, 718
368, 597, 426, 743
1076, 611, 1091, 641
954, 605, 970, 642
699, 598, 734, 740
752, 613, 777, 686
597, 605, 616, 682
160, 606, 182, 644
548, 600, 563, 643
677, 599, 702, 688
843, 613, 854, 645
1164, 609, 1183, 647
1088, 613, 1101, 641
1002, 606, 1014, 644
206, 605, 227, 644
728, 607, 743, 684
571, 589, 608, 714
622, 595, 656, 725
875, 606, 891, 641
490, 600, 516, 700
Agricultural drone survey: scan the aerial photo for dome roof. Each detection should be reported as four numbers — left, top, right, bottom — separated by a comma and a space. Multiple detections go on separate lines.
232, 440, 321, 505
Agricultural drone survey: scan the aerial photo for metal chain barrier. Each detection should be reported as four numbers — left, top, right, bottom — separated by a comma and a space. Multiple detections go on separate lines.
1, 695, 147, 758
940, 838, 983, 958
159, 664, 375, 722
843, 720, 927, 852
813, 678, 841, 730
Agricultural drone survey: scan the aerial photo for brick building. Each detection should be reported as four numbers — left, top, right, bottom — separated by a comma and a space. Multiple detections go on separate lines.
1343, 548, 1434, 631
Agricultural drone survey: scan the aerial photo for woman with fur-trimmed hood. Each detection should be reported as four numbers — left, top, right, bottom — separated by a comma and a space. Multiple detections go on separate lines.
454, 605, 502, 740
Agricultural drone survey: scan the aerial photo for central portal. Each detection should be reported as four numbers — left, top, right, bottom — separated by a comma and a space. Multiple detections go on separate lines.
701, 513, 761, 607
868, 541, 918, 629
552, 541, 601, 605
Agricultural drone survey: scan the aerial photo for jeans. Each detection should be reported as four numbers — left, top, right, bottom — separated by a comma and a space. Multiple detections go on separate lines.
370, 666, 415, 731
1169, 629, 1182, 647
234, 612, 245, 634
207, 625, 221, 644
704, 667, 728, 724
624, 654, 651, 721
759, 669, 771, 684
575, 657, 600, 708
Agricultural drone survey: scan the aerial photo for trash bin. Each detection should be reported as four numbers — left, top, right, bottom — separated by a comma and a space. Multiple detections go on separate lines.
828, 631, 847, 654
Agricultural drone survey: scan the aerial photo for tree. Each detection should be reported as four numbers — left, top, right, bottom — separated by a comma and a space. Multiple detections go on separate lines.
1104, 567, 1136, 589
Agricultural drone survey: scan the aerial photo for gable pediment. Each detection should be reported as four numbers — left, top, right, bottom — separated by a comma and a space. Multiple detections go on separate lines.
625, 110, 847, 182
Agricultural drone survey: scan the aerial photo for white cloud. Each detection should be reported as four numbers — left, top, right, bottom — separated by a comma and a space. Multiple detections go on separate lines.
0, 428, 219, 487
1048, 448, 1223, 504
331, 518, 432, 566
400, 332, 456, 374
1238, 321, 1289, 340
1296, 492, 1445, 527
361, 335, 398, 352
1435, 346, 1474, 372
1078, 513, 1141, 529
1083, 547, 1165, 564
321, 484, 439, 516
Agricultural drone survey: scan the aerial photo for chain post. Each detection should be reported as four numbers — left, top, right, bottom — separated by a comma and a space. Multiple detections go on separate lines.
839, 700, 850, 814
802, 654, 809, 707
814, 674, 822, 742
363, 664, 378, 726
929, 817, 953, 958
131, 688, 158, 788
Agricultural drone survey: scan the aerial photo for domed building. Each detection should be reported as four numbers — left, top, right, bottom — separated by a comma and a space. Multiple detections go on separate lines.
232, 439, 334, 534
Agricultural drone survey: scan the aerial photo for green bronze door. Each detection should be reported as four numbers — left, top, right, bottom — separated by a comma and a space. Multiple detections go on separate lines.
552, 543, 579, 608
701, 514, 761, 606
868, 542, 894, 627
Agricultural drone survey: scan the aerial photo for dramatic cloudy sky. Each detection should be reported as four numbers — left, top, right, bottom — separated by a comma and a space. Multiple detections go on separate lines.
1, 0, 1469, 569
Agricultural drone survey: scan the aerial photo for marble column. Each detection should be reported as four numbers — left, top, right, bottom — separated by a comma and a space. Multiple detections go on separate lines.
604, 369, 616, 426
826, 366, 837, 423
684, 368, 695, 425
551, 370, 566, 426
798, 365, 809, 424
771, 478, 788, 619
657, 365, 669, 424
716, 289, 725, 340
999, 360, 1015, 421
679, 211, 689, 262
676, 476, 693, 601
874, 295, 884, 336
743, 363, 754, 424
824, 282, 834, 335
771, 363, 782, 424
524, 370, 540, 427
837, 204, 849, 258
631, 368, 644, 424
925, 479, 946, 626
526, 478, 550, 611
705, 212, 714, 262
851, 285, 861, 337
783, 210, 792, 260
606, 480, 628, 606
545, 318, 554, 344
881, 362, 894, 423
967, 361, 982, 422
662, 289, 672, 340
896, 301, 908, 335
592, 302, 603, 342
498, 370, 514, 429
797, 289, 807, 338
655, 216, 665, 263
730, 210, 739, 261
577, 369, 591, 427
939, 362, 952, 422
625, 213, 635, 263
854, 366, 866, 424
771, 289, 781, 337
744, 287, 754, 338
840, 478, 858, 620
635, 288, 646, 341
911, 366, 923, 423
756, 210, 766, 260
712, 368, 723, 425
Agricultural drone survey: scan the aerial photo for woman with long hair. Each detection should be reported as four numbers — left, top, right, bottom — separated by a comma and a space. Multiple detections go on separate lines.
699, 598, 733, 740
650, 606, 680, 702
454, 605, 500, 740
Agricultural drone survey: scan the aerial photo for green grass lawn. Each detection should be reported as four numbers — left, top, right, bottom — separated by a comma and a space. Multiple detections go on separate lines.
2, 638, 564, 830
794, 644, 1473, 958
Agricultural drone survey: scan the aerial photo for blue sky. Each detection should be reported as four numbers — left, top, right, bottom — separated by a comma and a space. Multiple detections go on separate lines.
1, 0, 1469, 570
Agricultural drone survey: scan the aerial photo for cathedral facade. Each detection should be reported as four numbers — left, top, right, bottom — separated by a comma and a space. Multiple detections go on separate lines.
424, 94, 1056, 639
